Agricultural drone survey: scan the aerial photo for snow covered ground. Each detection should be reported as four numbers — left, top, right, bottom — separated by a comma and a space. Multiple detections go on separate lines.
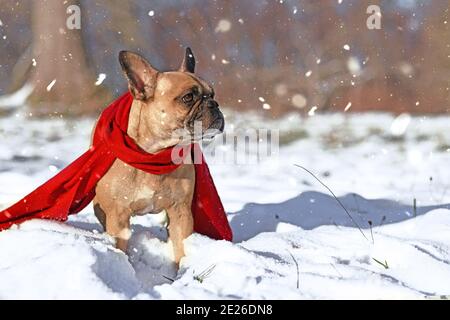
1, 107, 450, 299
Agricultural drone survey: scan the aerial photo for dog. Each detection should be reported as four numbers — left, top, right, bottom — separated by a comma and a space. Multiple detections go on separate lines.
92, 48, 224, 264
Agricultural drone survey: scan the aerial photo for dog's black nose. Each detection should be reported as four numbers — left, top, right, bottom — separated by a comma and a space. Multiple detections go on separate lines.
207, 100, 219, 109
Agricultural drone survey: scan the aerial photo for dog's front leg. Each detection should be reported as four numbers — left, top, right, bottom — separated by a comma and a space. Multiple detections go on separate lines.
166, 204, 194, 265
110, 214, 131, 253
94, 200, 131, 253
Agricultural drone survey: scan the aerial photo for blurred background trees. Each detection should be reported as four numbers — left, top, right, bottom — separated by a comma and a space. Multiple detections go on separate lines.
0, 0, 449, 117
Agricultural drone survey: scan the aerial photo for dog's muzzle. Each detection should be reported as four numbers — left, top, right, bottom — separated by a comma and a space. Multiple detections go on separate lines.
205, 100, 225, 133
186, 98, 225, 140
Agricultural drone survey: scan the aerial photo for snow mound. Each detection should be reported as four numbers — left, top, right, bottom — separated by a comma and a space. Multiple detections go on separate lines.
1, 209, 449, 299
1, 111, 450, 299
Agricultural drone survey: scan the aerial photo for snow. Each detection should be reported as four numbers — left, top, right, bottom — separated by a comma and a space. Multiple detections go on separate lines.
344, 102, 352, 112
308, 106, 317, 116
46, 79, 56, 92
0, 83, 33, 110
95, 73, 106, 86
1, 210, 449, 299
1, 107, 450, 299
215, 19, 232, 33
291, 94, 307, 109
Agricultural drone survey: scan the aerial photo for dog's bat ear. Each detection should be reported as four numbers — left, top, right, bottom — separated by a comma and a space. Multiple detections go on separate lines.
179, 47, 195, 73
119, 51, 158, 100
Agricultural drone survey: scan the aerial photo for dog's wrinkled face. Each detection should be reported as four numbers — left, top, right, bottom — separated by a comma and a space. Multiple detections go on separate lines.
119, 48, 224, 144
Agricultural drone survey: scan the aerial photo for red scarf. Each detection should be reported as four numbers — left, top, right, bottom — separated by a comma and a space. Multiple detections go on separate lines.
0, 92, 232, 241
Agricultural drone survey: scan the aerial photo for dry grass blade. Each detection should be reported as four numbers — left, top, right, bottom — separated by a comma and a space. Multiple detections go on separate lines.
162, 275, 175, 282
287, 250, 300, 289
372, 257, 389, 269
294, 164, 369, 242
194, 264, 216, 283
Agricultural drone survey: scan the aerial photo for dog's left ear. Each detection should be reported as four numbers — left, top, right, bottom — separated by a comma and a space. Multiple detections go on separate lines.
179, 47, 195, 73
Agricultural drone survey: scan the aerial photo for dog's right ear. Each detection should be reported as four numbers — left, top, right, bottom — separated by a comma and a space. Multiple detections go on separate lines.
119, 51, 158, 100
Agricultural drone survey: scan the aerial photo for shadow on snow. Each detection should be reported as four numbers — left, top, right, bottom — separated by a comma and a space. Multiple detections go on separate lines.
229, 191, 450, 242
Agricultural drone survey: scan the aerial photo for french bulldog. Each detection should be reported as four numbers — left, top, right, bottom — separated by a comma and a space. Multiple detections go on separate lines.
92, 48, 224, 264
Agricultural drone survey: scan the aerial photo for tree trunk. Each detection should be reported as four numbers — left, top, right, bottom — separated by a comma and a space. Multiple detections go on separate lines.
27, 0, 110, 116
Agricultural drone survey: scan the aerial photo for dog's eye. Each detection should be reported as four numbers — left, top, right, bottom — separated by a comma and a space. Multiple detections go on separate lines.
182, 93, 194, 104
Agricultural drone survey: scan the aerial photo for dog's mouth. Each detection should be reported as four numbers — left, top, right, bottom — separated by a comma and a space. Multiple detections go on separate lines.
207, 117, 225, 132
186, 121, 222, 142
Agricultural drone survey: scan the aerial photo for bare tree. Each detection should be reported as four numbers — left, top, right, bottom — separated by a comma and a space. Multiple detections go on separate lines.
24, 0, 110, 116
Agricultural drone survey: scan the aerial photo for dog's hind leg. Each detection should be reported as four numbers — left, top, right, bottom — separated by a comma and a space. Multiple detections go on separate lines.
93, 200, 107, 231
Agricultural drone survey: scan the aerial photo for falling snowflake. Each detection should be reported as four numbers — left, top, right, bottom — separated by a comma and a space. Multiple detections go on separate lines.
274, 83, 287, 96
215, 19, 232, 33
46, 79, 56, 92
390, 113, 411, 136
291, 94, 307, 109
148, 10, 155, 17
305, 70, 312, 77
262, 103, 271, 110
308, 106, 317, 116
343, 44, 350, 51
95, 73, 106, 86
32, 58, 37, 67
347, 57, 361, 74
344, 102, 352, 112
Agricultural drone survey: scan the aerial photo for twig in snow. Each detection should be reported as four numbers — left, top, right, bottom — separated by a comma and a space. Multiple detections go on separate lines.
194, 264, 216, 283
428, 176, 436, 202
294, 164, 369, 241
287, 250, 300, 289
372, 257, 389, 269
162, 275, 175, 282
368, 220, 374, 244
380, 215, 387, 227
332, 220, 341, 229
413, 198, 417, 218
